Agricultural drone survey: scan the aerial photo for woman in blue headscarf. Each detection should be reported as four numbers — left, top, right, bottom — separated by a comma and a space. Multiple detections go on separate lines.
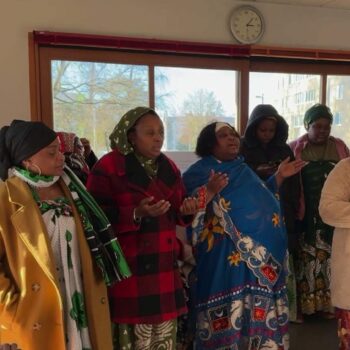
182, 122, 305, 350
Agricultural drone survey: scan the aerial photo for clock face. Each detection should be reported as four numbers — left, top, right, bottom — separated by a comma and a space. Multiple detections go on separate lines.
230, 6, 264, 44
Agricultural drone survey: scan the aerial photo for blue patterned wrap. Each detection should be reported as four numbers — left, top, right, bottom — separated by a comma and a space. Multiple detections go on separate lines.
182, 156, 289, 350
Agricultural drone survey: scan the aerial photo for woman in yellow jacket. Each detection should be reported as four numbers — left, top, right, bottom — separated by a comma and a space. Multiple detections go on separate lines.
0, 120, 130, 350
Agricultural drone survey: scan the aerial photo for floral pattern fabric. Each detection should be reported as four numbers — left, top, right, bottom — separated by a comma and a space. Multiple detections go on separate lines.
113, 320, 177, 350
297, 161, 335, 315
182, 156, 289, 350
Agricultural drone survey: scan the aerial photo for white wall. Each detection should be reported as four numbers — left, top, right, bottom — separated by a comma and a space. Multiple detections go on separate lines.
1, 0, 350, 126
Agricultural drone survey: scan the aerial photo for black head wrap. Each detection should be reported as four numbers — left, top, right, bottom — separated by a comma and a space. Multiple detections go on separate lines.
0, 119, 57, 180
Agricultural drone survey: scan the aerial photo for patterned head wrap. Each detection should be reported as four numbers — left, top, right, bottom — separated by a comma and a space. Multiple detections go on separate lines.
57, 131, 76, 153
109, 106, 158, 154
57, 131, 89, 175
304, 104, 333, 130
0, 120, 57, 180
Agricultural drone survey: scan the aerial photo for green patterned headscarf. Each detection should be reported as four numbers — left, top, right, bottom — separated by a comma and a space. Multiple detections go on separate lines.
109, 106, 158, 154
304, 104, 333, 130
109, 107, 161, 177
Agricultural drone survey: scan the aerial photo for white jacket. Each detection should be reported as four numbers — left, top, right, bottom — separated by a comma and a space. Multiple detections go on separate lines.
319, 157, 350, 310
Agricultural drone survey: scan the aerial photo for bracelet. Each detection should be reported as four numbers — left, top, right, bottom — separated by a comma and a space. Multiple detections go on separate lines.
197, 185, 207, 210
133, 208, 142, 224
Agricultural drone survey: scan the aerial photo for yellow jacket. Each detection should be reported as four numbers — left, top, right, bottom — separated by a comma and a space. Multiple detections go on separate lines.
0, 176, 113, 350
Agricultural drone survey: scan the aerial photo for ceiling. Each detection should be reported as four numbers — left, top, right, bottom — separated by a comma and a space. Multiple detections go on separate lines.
242, 0, 350, 10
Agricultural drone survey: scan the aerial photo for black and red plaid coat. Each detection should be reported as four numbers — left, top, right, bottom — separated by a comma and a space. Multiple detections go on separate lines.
87, 149, 189, 324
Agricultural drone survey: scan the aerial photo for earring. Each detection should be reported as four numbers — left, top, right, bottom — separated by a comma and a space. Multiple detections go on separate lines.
30, 163, 42, 176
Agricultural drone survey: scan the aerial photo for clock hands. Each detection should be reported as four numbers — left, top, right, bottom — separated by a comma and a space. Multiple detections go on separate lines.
230, 6, 264, 44
246, 18, 254, 27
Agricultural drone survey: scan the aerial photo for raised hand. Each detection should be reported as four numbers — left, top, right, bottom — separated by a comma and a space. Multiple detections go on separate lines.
275, 157, 307, 187
278, 157, 307, 177
206, 169, 229, 202
134, 197, 171, 218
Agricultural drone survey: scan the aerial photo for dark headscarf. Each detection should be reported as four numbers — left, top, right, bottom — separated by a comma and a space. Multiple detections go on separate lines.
243, 104, 288, 147
304, 104, 333, 130
0, 120, 57, 180
109, 106, 158, 154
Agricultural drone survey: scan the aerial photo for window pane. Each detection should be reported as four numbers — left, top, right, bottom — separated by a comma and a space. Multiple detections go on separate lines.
249, 73, 321, 141
155, 67, 238, 151
51, 60, 148, 157
326, 76, 350, 145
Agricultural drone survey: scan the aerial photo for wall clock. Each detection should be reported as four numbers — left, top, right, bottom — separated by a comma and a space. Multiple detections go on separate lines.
230, 6, 265, 44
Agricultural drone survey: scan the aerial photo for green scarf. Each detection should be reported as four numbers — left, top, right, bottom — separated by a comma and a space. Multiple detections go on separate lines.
62, 167, 131, 285
109, 106, 160, 178
12, 166, 59, 187
109, 106, 156, 154
14, 166, 131, 286
134, 152, 159, 178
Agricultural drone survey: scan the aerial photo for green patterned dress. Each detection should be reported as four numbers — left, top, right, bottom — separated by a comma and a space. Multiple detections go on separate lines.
38, 196, 92, 350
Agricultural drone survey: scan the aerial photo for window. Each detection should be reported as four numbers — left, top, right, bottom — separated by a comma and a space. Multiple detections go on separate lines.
292, 115, 303, 128
327, 76, 350, 141
335, 84, 344, 100
31, 32, 350, 154
306, 90, 315, 102
249, 72, 320, 140
155, 67, 237, 151
52, 61, 149, 157
50, 61, 239, 156
34, 42, 246, 168
333, 112, 342, 126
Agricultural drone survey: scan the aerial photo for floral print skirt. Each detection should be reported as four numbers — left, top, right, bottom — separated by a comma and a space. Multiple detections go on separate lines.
297, 230, 333, 315
113, 319, 177, 350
